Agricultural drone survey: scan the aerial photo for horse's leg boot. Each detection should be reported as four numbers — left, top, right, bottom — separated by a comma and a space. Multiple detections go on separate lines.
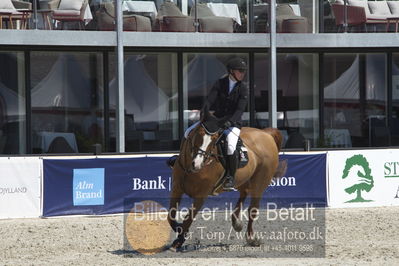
223, 153, 238, 191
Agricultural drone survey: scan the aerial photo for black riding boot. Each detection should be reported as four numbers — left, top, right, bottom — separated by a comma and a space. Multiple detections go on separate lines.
223, 152, 238, 191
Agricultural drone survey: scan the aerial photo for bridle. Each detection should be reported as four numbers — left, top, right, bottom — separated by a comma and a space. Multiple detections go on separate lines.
178, 123, 223, 174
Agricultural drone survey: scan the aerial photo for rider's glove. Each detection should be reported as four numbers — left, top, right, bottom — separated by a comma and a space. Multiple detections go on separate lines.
223, 120, 232, 129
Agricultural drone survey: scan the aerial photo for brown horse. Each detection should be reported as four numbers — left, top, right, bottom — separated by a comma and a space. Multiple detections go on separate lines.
168, 107, 283, 250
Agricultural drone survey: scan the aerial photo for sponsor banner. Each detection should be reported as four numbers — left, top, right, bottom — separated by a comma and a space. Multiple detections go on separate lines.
0, 157, 41, 219
43, 157, 171, 217
328, 150, 399, 207
263, 153, 327, 207
43, 153, 327, 217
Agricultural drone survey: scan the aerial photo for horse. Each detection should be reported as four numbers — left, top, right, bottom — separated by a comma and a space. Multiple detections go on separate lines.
167, 106, 283, 250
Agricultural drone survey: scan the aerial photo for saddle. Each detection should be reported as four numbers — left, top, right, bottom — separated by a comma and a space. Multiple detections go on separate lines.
217, 137, 249, 169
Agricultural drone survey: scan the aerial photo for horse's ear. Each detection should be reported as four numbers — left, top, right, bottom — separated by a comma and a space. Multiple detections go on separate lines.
200, 103, 210, 122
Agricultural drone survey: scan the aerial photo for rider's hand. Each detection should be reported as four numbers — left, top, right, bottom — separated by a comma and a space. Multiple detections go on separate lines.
223, 120, 232, 129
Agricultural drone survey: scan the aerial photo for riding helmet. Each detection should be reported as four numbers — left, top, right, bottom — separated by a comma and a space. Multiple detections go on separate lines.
226, 57, 247, 71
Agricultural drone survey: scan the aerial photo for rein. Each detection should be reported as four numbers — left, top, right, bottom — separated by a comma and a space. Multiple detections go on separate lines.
178, 124, 223, 174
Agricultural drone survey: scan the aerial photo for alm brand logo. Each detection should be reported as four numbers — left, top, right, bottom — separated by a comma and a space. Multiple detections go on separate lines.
342, 154, 374, 203
73, 168, 105, 206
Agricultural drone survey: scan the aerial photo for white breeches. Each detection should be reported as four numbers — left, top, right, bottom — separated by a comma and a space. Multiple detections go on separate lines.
224, 127, 240, 155
184, 121, 240, 155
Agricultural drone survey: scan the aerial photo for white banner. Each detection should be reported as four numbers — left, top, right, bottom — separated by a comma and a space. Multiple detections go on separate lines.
0, 157, 41, 218
328, 150, 399, 208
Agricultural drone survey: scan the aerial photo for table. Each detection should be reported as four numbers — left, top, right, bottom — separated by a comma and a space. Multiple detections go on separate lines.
122, 1, 157, 22
289, 4, 301, 17
0, 12, 12, 29
122, 1, 158, 16
16, 9, 52, 30
38, 9, 52, 30
15, 9, 33, 29
207, 3, 241, 25
33, 131, 78, 153
386, 17, 399, 32
84, 4, 93, 22
324, 129, 352, 148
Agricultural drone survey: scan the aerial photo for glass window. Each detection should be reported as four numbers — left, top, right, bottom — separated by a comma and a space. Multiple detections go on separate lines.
109, 53, 179, 152
323, 53, 387, 147
30, 52, 104, 153
254, 53, 319, 149
391, 54, 399, 146
0, 52, 26, 154
182, 53, 249, 130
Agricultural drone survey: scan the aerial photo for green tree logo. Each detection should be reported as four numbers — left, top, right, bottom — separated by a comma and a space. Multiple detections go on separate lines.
342, 154, 374, 203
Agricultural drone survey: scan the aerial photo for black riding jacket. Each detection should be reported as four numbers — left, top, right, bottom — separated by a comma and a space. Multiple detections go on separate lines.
205, 75, 249, 126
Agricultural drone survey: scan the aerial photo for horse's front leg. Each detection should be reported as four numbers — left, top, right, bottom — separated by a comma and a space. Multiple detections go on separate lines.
168, 192, 183, 233
168, 177, 184, 233
171, 197, 205, 250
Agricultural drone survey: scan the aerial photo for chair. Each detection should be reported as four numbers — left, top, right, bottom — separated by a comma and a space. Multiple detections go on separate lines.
47, 136, 75, 153
276, 4, 308, 33
253, 4, 268, 33
96, 2, 151, 31
252, 3, 308, 33
0, 0, 32, 29
285, 131, 305, 149
331, 3, 367, 32
369, 116, 390, 147
48, 0, 88, 30
2, 122, 20, 154
154, 1, 195, 32
190, 3, 234, 33
371, 126, 391, 147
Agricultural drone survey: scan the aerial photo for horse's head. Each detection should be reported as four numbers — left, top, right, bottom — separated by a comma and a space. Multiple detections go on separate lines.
188, 105, 222, 171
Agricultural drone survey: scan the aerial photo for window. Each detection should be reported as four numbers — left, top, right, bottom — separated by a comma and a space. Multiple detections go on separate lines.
254, 53, 319, 148
323, 53, 387, 147
0, 52, 26, 154
30, 52, 104, 153
109, 53, 179, 152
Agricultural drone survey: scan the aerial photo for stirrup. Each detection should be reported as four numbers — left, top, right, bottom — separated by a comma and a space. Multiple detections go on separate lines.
223, 185, 237, 191
223, 177, 237, 191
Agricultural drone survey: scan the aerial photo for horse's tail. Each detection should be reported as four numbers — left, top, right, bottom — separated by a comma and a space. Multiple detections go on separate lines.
262, 128, 287, 178
262, 128, 283, 152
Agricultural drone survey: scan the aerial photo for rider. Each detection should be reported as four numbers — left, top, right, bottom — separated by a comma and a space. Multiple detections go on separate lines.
183, 57, 249, 191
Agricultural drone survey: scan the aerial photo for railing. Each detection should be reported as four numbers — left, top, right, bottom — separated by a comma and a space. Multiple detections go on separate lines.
1, 1, 399, 33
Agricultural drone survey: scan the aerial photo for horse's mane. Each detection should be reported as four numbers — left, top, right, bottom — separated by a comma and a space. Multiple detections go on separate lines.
200, 104, 220, 134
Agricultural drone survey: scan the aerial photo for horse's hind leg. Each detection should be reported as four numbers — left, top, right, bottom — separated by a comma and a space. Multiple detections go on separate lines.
246, 196, 262, 247
171, 197, 205, 250
231, 189, 248, 232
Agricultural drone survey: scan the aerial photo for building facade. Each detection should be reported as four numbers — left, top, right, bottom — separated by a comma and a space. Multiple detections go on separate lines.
0, 0, 398, 154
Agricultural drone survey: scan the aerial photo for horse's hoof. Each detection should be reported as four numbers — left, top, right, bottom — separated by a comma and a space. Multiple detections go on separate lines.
232, 220, 243, 232
246, 234, 262, 247
169, 245, 181, 252
171, 238, 184, 251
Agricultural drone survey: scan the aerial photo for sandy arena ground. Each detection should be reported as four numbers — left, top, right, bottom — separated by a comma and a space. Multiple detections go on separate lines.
1, 206, 398, 265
